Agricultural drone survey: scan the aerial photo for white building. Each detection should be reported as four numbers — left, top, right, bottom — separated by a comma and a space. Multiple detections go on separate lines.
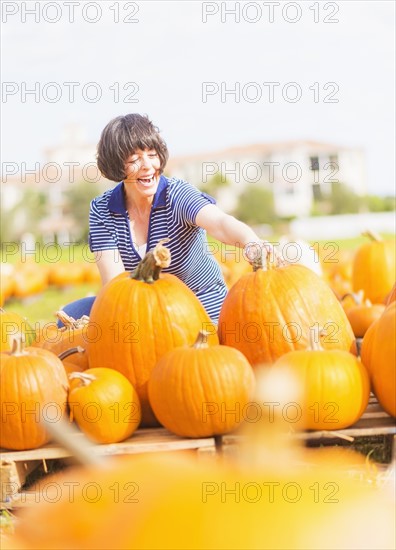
165, 140, 367, 218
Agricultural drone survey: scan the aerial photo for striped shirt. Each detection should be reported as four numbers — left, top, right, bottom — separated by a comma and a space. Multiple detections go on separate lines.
89, 175, 228, 323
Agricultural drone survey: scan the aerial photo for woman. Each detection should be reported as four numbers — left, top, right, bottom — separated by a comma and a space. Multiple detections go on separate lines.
62, 113, 274, 324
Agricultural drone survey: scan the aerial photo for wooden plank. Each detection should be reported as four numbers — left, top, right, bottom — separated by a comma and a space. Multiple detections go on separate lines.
0, 429, 215, 463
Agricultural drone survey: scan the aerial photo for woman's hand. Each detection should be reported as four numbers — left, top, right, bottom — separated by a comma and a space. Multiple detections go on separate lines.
243, 241, 285, 267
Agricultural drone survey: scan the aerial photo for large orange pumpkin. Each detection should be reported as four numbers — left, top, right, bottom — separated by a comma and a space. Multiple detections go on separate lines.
68, 368, 141, 443
148, 331, 255, 437
352, 231, 396, 304
0, 337, 69, 450
272, 329, 370, 430
88, 241, 219, 426
361, 301, 396, 417
218, 252, 355, 366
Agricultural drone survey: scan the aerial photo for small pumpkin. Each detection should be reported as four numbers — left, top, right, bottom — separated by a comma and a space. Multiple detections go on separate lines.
342, 292, 385, 337
352, 231, 396, 304
148, 331, 255, 437
0, 336, 69, 450
0, 308, 35, 352
218, 248, 355, 366
68, 367, 141, 443
32, 311, 89, 370
272, 327, 370, 430
361, 301, 396, 417
58, 346, 87, 375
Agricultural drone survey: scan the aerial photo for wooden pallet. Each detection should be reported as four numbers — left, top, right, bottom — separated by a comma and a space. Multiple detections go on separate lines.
0, 428, 216, 507
221, 395, 396, 454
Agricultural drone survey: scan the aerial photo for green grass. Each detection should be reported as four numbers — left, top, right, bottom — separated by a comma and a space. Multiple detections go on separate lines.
4, 283, 100, 327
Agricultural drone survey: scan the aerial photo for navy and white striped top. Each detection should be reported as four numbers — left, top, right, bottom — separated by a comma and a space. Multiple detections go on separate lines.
89, 175, 228, 323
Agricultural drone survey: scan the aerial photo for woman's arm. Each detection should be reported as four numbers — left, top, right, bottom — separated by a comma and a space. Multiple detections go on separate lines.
94, 249, 125, 285
195, 203, 274, 259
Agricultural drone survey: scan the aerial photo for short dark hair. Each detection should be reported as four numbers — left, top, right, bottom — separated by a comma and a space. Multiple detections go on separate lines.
96, 114, 169, 182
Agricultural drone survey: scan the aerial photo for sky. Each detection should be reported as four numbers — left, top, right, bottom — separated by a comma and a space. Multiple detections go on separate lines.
1, 0, 395, 196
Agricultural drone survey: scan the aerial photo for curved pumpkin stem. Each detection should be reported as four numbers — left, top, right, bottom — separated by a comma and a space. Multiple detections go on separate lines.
192, 330, 210, 349
307, 325, 325, 351
341, 290, 365, 305
59, 346, 85, 361
9, 333, 28, 356
362, 230, 382, 242
56, 311, 90, 330
69, 372, 96, 386
131, 239, 171, 283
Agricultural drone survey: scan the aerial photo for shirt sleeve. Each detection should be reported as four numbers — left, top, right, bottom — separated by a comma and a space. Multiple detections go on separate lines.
171, 180, 216, 226
88, 199, 118, 252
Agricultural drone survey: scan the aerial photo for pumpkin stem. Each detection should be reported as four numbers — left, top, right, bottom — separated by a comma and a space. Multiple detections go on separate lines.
362, 230, 382, 242
130, 239, 171, 283
59, 346, 85, 361
9, 333, 28, 356
192, 330, 210, 349
56, 311, 90, 330
341, 290, 364, 305
69, 372, 96, 386
308, 325, 325, 351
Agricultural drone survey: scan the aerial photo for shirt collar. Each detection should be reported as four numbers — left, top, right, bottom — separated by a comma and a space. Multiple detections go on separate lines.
108, 175, 168, 214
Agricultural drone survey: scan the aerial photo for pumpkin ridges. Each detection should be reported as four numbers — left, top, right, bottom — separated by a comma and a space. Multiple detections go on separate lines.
88, 246, 219, 427
361, 302, 396, 417
219, 263, 355, 367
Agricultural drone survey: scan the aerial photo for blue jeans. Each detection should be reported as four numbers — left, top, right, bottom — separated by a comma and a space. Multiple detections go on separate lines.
57, 296, 96, 327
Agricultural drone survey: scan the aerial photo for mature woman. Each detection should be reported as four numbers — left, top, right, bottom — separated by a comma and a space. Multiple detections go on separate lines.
62, 113, 274, 324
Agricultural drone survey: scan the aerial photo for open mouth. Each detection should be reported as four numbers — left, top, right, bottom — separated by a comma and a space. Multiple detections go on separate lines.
137, 175, 156, 186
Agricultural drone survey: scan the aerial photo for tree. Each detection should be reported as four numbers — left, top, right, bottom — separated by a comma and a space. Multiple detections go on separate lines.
64, 181, 102, 241
201, 173, 230, 199
233, 185, 276, 225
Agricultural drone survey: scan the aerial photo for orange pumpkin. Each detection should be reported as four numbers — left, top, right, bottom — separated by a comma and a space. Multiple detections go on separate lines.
88, 241, 219, 426
32, 311, 89, 370
68, 368, 141, 443
148, 331, 255, 437
272, 329, 370, 430
0, 337, 69, 450
48, 262, 86, 288
352, 231, 396, 304
58, 346, 87, 375
12, 261, 49, 299
218, 252, 355, 366
361, 302, 396, 417
342, 292, 385, 337
0, 308, 35, 352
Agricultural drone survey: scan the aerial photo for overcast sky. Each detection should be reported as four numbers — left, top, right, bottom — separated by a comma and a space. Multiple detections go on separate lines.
1, 0, 395, 195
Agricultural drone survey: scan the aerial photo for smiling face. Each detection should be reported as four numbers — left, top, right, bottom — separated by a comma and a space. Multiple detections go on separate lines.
124, 149, 161, 200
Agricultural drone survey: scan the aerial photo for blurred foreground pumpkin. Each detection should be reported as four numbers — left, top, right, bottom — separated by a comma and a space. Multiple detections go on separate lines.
10, 369, 395, 550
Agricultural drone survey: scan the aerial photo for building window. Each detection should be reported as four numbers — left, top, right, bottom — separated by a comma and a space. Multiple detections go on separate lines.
310, 156, 320, 171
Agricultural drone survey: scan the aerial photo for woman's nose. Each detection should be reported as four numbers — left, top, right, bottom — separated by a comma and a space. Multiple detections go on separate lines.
140, 154, 152, 169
